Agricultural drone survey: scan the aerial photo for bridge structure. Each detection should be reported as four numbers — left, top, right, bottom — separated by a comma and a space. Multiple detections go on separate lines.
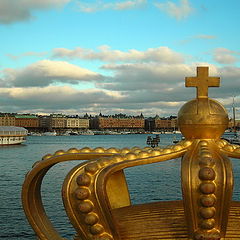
22, 67, 240, 240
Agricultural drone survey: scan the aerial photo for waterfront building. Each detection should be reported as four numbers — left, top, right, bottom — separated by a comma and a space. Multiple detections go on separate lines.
66, 117, 89, 129
38, 115, 51, 131
15, 114, 39, 130
49, 114, 67, 129
0, 113, 16, 126
145, 115, 178, 132
91, 114, 145, 132
154, 115, 177, 132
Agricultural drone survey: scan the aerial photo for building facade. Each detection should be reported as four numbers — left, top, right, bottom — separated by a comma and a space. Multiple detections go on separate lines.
49, 114, 67, 129
91, 114, 145, 131
15, 115, 39, 129
66, 117, 89, 129
145, 115, 178, 132
0, 114, 16, 126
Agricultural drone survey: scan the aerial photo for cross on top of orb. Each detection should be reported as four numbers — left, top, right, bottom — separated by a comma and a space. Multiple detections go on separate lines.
185, 66, 220, 98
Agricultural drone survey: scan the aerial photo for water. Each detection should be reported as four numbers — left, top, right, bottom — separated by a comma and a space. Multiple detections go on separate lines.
1, 134, 240, 239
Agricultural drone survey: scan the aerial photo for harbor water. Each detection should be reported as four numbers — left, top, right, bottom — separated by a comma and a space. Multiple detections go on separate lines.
1, 134, 240, 239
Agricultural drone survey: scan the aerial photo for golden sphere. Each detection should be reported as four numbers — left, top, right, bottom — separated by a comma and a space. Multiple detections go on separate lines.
199, 182, 216, 194
42, 154, 53, 160
80, 147, 92, 153
111, 155, 123, 162
125, 153, 137, 160
67, 148, 79, 153
99, 234, 113, 240
78, 201, 93, 213
150, 150, 161, 156
223, 145, 234, 152
138, 151, 149, 158
121, 148, 130, 154
106, 148, 119, 153
199, 167, 216, 181
200, 219, 215, 230
75, 187, 90, 200
90, 224, 104, 235
199, 207, 216, 219
85, 213, 99, 225
199, 156, 215, 167
93, 147, 105, 153
85, 163, 99, 174
200, 195, 216, 207
178, 98, 229, 139
54, 150, 65, 156
76, 173, 91, 186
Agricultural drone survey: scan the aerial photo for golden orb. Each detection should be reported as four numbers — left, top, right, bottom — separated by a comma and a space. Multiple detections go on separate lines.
178, 98, 229, 139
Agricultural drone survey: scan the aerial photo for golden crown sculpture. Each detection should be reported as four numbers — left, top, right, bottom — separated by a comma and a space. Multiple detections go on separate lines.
22, 67, 240, 240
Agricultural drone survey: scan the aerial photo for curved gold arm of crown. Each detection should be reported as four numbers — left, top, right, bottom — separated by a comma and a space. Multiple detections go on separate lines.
22, 147, 119, 240
62, 140, 191, 240
215, 139, 240, 159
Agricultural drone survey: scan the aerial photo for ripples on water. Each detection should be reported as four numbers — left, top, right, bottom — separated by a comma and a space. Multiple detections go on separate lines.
1, 134, 240, 239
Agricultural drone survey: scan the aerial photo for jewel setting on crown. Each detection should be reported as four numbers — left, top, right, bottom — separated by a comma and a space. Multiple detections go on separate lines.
22, 67, 240, 240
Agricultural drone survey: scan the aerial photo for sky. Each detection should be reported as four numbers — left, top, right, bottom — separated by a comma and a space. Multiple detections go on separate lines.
0, 0, 240, 118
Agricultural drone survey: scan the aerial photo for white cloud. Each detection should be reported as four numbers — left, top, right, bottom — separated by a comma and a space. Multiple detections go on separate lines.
0, 86, 122, 101
6, 51, 48, 60
98, 62, 238, 104
100, 63, 195, 93
179, 34, 217, 45
1, 62, 240, 117
2, 60, 101, 87
77, 0, 146, 13
195, 35, 216, 40
114, 0, 146, 10
155, 0, 193, 20
52, 46, 184, 63
0, 85, 125, 113
213, 48, 239, 64
0, 85, 184, 116
0, 0, 70, 24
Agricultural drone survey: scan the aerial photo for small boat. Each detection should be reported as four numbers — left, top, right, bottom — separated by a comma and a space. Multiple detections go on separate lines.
80, 130, 94, 135
151, 131, 162, 134
28, 132, 42, 136
222, 97, 240, 145
69, 131, 78, 135
0, 126, 28, 145
222, 131, 240, 145
173, 135, 185, 144
42, 131, 57, 136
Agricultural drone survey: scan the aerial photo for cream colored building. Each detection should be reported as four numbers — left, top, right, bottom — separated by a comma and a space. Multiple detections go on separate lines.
50, 116, 66, 129
66, 118, 89, 129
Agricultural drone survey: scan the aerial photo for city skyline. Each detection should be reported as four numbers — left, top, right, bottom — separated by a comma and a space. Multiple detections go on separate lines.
0, 0, 240, 118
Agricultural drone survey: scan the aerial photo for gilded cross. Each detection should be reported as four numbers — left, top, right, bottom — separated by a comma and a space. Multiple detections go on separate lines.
185, 66, 220, 98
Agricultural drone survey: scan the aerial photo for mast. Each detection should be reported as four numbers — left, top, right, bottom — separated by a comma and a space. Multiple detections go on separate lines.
233, 96, 236, 133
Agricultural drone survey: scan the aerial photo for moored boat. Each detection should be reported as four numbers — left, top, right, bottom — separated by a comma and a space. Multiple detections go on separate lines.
0, 126, 28, 145
80, 130, 94, 135
42, 131, 57, 136
222, 131, 240, 145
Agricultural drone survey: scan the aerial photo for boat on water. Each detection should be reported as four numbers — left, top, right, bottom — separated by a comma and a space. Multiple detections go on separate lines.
221, 98, 240, 144
68, 131, 79, 135
42, 131, 57, 136
222, 131, 240, 145
0, 126, 28, 145
80, 130, 94, 135
28, 132, 42, 136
